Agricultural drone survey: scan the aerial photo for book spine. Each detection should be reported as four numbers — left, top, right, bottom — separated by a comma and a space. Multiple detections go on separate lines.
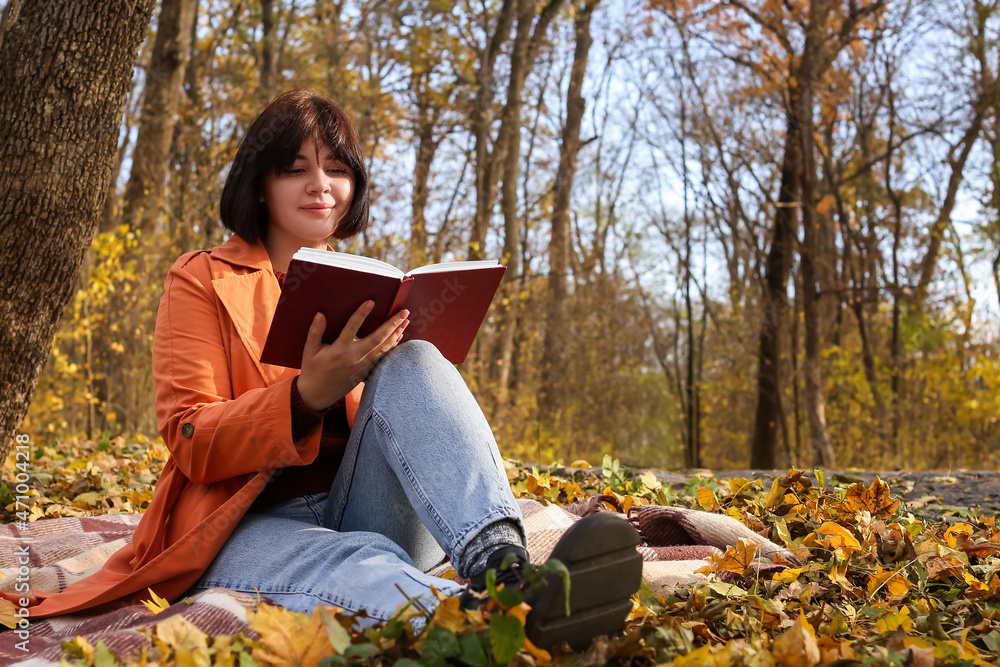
389, 277, 414, 318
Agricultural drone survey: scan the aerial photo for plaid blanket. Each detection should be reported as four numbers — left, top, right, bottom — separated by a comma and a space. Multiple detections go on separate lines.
0, 498, 798, 665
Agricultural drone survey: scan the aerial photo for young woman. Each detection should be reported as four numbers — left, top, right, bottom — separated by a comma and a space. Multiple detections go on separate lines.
15, 89, 641, 651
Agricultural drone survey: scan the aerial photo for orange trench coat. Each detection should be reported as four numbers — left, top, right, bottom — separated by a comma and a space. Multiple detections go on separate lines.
12, 235, 364, 618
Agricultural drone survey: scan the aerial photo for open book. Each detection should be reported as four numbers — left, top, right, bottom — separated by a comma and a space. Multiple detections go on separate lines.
260, 248, 506, 367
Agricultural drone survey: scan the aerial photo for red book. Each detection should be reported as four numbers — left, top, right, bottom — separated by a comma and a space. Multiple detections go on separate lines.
261, 248, 506, 367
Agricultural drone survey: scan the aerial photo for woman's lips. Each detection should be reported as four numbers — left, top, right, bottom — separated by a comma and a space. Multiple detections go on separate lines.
301, 205, 333, 215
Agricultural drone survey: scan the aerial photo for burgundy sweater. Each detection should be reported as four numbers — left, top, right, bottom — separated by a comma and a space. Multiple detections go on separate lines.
250, 270, 352, 508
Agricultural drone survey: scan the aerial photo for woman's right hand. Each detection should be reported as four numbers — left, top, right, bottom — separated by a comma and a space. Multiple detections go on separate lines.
296, 301, 409, 411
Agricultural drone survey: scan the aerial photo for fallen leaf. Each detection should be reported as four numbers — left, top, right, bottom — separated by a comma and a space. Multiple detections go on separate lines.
696, 538, 760, 576
836, 478, 900, 520
772, 611, 820, 667
812, 522, 862, 558
697, 486, 721, 512
427, 590, 470, 634
155, 614, 211, 667
0, 598, 18, 629
141, 587, 172, 615
867, 566, 913, 600
926, 555, 965, 581
248, 603, 334, 667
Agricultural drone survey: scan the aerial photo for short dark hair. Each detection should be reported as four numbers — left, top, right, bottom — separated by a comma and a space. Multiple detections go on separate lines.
220, 89, 369, 244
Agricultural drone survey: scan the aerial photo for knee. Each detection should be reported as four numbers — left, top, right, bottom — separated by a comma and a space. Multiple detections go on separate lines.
381, 340, 446, 371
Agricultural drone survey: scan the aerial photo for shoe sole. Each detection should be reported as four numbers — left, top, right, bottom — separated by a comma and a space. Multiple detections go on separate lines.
524, 512, 643, 651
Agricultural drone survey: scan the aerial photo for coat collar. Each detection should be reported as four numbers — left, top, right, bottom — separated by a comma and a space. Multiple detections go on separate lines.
209, 234, 274, 271
208, 235, 294, 386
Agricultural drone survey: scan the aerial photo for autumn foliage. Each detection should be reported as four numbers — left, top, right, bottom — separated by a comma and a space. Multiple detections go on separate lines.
6, 443, 1000, 665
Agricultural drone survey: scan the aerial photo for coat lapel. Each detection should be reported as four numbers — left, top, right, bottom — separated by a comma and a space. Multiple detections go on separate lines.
209, 237, 296, 387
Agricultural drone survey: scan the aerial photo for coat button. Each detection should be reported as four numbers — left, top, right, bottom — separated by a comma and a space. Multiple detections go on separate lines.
181, 423, 194, 438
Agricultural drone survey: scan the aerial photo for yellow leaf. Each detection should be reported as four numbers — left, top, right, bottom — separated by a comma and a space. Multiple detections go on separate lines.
812, 522, 862, 558
944, 522, 975, 548
772, 611, 820, 667
0, 598, 18, 629
876, 609, 914, 634
671, 643, 733, 666
427, 590, 469, 634
141, 587, 172, 615
776, 568, 802, 584
65, 636, 96, 663
697, 486, 720, 512
867, 566, 913, 600
155, 615, 211, 667
727, 477, 753, 497
248, 603, 334, 667
827, 559, 850, 586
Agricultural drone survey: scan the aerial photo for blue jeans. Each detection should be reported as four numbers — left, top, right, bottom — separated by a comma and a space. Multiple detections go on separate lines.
187, 340, 525, 621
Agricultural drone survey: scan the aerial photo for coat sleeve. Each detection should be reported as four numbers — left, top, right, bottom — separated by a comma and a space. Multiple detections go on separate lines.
152, 256, 322, 484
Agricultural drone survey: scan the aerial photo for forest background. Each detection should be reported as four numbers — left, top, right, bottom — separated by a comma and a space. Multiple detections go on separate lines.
3, 0, 999, 472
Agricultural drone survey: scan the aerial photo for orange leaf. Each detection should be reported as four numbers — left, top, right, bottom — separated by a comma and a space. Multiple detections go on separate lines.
925, 555, 965, 581
772, 611, 820, 667
836, 478, 900, 520
248, 603, 334, 667
699, 538, 760, 575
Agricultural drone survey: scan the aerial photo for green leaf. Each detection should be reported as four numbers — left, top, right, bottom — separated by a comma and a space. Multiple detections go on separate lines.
458, 631, 490, 667
237, 648, 259, 667
489, 614, 525, 664
94, 641, 117, 667
317, 606, 352, 654
393, 660, 424, 667
344, 643, 380, 658
421, 627, 460, 663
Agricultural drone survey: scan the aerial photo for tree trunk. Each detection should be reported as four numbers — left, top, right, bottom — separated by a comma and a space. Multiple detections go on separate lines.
260, 0, 276, 92
797, 65, 837, 468
0, 0, 25, 52
538, 0, 597, 424
749, 101, 799, 469
495, 0, 564, 401
467, 0, 515, 261
409, 93, 438, 268
119, 0, 199, 236
0, 0, 157, 463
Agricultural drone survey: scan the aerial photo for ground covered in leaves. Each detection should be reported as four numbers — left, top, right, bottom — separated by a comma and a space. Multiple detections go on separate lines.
3, 436, 1000, 666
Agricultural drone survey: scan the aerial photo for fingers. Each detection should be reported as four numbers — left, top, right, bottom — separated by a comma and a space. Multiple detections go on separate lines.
364, 308, 410, 347
338, 300, 376, 342
302, 312, 326, 361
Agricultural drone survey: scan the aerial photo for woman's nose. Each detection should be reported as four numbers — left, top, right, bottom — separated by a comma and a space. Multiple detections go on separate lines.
306, 168, 330, 193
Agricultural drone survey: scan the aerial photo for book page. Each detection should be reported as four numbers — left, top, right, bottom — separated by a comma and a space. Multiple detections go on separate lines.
293, 247, 405, 279
406, 259, 499, 276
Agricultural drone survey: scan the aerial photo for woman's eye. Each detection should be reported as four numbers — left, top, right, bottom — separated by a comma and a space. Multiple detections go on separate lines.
283, 168, 304, 174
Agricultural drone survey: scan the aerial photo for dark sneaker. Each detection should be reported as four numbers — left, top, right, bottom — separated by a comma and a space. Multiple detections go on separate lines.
460, 513, 643, 651
523, 512, 642, 651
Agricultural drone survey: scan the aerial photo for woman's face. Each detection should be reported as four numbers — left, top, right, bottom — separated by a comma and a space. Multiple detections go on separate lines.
262, 137, 355, 250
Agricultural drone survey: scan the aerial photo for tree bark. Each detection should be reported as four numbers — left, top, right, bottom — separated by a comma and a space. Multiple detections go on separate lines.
538, 0, 597, 424
0, 0, 157, 462
0, 0, 25, 51
796, 49, 836, 468
260, 0, 277, 92
750, 102, 799, 469
119, 0, 199, 236
467, 0, 515, 261
495, 0, 564, 400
